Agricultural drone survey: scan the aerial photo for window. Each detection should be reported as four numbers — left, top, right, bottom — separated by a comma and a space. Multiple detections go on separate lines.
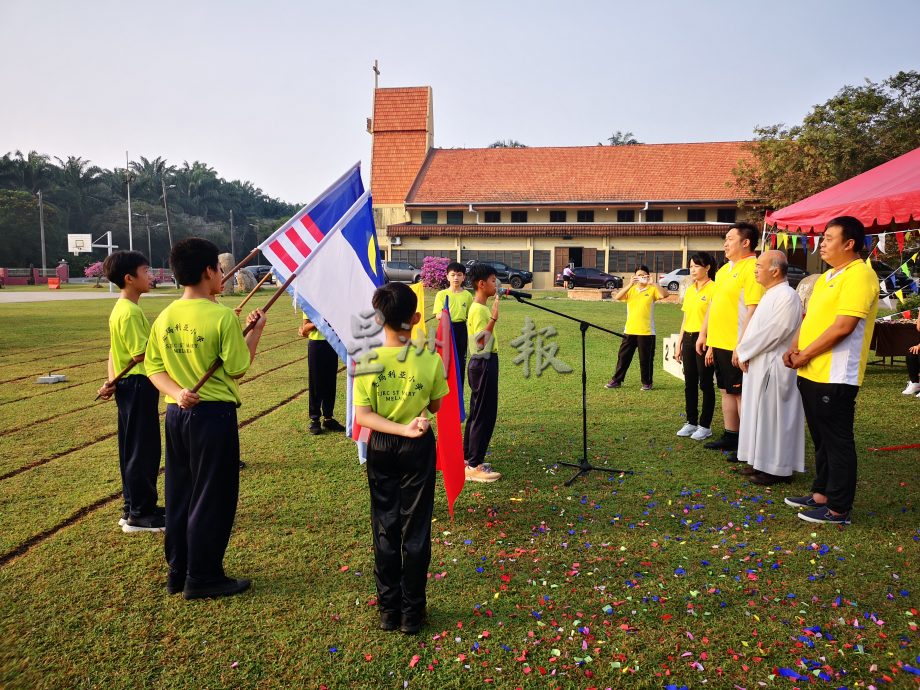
549, 210, 567, 223
577, 210, 595, 223
510, 210, 528, 223
687, 209, 706, 222
617, 209, 635, 223
607, 250, 683, 273
533, 250, 551, 272
483, 210, 501, 223
446, 210, 463, 225
420, 210, 438, 225
717, 208, 737, 223
461, 249, 528, 270
645, 209, 663, 223
391, 249, 454, 266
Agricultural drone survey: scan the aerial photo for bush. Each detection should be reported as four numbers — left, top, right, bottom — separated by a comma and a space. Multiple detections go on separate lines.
84, 261, 104, 287
420, 256, 449, 289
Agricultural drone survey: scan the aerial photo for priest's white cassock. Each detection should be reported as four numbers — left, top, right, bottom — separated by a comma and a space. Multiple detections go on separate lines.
735, 282, 805, 476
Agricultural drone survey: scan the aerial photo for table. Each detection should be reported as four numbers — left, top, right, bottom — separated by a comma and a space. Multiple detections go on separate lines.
870, 321, 919, 363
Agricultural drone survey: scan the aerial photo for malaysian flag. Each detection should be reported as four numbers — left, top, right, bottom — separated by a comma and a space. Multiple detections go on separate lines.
258, 163, 364, 280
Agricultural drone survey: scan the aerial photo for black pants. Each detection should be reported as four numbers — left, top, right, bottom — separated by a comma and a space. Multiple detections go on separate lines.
451, 321, 468, 391
164, 402, 240, 584
366, 429, 436, 622
611, 335, 655, 386
308, 339, 338, 420
908, 352, 920, 383
681, 332, 715, 428
464, 355, 499, 467
115, 375, 161, 517
797, 378, 860, 513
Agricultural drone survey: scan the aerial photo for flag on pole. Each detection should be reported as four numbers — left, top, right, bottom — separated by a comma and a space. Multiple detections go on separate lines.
259, 163, 364, 280
434, 298, 466, 517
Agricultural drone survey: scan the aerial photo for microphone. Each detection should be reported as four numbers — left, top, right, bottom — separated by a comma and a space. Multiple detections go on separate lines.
498, 287, 532, 299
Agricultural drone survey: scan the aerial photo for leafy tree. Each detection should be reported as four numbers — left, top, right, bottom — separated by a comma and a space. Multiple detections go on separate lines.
735, 70, 920, 210
0, 190, 66, 266
488, 139, 527, 148
604, 130, 641, 146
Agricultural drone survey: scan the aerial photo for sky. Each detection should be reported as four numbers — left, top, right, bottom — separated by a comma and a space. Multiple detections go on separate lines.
1, 0, 917, 205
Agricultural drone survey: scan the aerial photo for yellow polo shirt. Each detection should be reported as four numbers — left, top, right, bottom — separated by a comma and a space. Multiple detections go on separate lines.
706, 256, 764, 351
353, 346, 449, 425
682, 280, 715, 333
468, 301, 498, 355
797, 260, 879, 386
433, 288, 473, 323
108, 298, 149, 377
145, 298, 250, 406
302, 313, 326, 341
623, 284, 661, 336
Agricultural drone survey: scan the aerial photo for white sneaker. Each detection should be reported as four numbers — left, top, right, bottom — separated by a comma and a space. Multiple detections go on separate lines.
676, 423, 698, 437
690, 426, 713, 441
465, 464, 502, 483
902, 381, 920, 395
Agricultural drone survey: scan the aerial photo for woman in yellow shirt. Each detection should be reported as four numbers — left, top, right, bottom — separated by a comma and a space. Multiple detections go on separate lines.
605, 264, 666, 390
674, 253, 717, 440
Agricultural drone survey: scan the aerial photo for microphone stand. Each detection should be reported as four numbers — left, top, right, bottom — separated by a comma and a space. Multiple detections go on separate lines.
509, 295, 633, 486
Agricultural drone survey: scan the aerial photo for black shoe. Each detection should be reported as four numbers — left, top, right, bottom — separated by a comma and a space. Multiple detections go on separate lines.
183, 577, 251, 600
379, 611, 399, 631
323, 418, 346, 432
122, 513, 166, 533
154, 505, 166, 517
166, 572, 185, 595
704, 435, 737, 451
239, 461, 247, 470
738, 465, 758, 476
724, 451, 743, 463
399, 610, 427, 635
749, 471, 792, 486
309, 420, 323, 435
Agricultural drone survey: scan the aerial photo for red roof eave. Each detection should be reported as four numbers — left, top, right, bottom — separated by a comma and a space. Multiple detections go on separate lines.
385, 223, 730, 238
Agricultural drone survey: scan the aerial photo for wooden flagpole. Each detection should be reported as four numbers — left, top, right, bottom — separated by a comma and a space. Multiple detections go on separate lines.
191, 271, 298, 393
94, 360, 140, 400
233, 270, 273, 315
221, 247, 260, 287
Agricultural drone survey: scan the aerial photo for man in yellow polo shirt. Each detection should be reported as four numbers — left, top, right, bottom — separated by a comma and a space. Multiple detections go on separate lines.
696, 223, 765, 456
783, 216, 879, 525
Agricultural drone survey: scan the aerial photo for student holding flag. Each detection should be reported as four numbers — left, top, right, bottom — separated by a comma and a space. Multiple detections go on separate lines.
433, 262, 473, 389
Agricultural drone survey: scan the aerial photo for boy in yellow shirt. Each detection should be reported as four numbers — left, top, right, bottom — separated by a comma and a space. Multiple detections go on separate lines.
146, 238, 267, 600
433, 262, 473, 389
354, 282, 449, 634
97, 250, 164, 533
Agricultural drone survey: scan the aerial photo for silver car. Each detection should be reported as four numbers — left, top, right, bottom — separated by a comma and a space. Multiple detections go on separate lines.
382, 260, 421, 284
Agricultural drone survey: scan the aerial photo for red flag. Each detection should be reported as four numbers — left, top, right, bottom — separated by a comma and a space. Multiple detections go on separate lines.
897, 231, 905, 253
904, 310, 912, 319
435, 306, 465, 518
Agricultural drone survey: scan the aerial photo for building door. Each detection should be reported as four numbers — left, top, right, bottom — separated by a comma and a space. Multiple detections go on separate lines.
569, 247, 583, 267
554, 247, 570, 276
582, 248, 596, 269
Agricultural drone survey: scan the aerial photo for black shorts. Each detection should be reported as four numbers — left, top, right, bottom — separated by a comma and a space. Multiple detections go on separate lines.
712, 347, 742, 394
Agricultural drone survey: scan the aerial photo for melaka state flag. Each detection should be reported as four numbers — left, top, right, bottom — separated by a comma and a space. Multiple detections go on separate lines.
435, 298, 465, 518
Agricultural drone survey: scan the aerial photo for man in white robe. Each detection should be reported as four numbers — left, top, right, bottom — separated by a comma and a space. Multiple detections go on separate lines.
735, 251, 805, 485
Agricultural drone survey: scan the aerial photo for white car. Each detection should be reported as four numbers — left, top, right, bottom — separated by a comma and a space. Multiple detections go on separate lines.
659, 268, 690, 292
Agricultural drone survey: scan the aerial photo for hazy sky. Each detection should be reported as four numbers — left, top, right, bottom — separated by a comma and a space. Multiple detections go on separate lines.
2, 0, 917, 205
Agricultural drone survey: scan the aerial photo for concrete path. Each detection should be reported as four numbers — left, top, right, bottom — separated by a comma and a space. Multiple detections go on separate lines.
0, 291, 174, 304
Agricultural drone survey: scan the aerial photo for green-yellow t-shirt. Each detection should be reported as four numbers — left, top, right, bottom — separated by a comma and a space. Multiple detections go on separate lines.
706, 256, 765, 351
145, 298, 251, 406
681, 280, 715, 333
353, 346, 449, 425
797, 260, 879, 386
433, 288, 473, 323
108, 298, 150, 377
467, 301, 498, 355
302, 313, 326, 341
623, 284, 661, 336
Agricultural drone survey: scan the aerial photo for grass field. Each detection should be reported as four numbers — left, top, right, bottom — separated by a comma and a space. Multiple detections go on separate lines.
0, 290, 918, 689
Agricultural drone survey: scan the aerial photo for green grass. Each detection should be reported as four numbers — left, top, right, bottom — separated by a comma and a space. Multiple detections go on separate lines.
0, 291, 918, 689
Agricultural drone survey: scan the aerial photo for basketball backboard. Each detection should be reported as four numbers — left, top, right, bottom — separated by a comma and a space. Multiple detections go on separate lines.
67, 234, 93, 255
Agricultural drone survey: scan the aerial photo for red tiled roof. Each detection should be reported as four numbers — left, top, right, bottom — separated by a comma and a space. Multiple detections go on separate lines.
406, 142, 752, 204
386, 223, 729, 238
371, 87, 431, 205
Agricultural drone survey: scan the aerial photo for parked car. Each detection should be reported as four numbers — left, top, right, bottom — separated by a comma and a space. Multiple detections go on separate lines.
658, 267, 690, 292
554, 267, 623, 290
464, 260, 533, 289
785, 264, 810, 288
382, 260, 421, 284
871, 260, 914, 295
243, 265, 275, 283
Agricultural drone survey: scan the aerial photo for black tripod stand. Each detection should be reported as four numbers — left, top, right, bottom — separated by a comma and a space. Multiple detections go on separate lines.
511, 295, 633, 486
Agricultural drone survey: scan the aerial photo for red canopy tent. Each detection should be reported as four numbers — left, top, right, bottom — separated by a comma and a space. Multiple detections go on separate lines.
764, 146, 920, 233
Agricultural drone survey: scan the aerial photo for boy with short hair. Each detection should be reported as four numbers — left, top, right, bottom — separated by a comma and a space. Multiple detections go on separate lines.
299, 313, 345, 435
433, 262, 473, 389
145, 238, 267, 600
354, 282, 449, 635
464, 263, 502, 483
97, 250, 164, 533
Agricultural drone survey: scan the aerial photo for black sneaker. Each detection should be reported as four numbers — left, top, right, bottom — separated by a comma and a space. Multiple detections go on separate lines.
309, 420, 322, 435
797, 507, 851, 525
323, 418, 346, 432
183, 577, 252, 600
784, 495, 827, 509
239, 461, 247, 470
379, 611, 399, 631
704, 435, 737, 451
723, 451, 743, 463
166, 572, 185, 595
122, 513, 166, 533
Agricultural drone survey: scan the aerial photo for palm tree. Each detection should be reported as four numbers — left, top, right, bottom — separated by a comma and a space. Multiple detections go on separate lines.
606, 131, 641, 146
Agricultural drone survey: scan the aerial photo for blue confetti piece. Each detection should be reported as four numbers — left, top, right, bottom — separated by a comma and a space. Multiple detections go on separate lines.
777, 667, 806, 680
674, 567, 686, 576
904, 664, 920, 676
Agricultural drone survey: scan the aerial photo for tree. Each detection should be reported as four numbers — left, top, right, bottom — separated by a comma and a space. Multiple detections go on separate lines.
488, 139, 527, 148
604, 130, 641, 146
735, 70, 920, 210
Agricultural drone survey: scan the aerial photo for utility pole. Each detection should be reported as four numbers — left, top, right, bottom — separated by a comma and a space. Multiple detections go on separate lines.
161, 178, 174, 250
38, 190, 46, 271
373, 59, 380, 89
229, 209, 236, 261
145, 212, 152, 265
126, 151, 133, 250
